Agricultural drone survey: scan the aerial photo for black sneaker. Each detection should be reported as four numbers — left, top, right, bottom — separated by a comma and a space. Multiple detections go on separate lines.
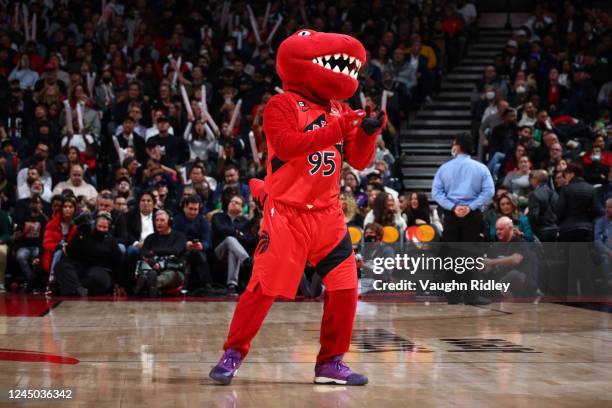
226, 284, 238, 297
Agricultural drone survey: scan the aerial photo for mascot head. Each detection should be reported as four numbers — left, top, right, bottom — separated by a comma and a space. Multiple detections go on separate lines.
276, 29, 366, 103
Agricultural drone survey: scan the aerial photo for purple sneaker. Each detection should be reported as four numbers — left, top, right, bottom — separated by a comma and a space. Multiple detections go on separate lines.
314, 356, 368, 385
209, 349, 242, 385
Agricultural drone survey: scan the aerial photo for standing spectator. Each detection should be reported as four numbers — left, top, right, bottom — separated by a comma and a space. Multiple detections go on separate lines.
432, 133, 494, 242
556, 162, 597, 242
527, 170, 559, 242
211, 195, 257, 295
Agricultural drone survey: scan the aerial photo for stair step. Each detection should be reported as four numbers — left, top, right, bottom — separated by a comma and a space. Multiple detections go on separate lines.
403, 179, 436, 190
416, 110, 472, 118
402, 129, 466, 137
467, 50, 500, 57
402, 139, 455, 147
439, 82, 475, 91
402, 154, 451, 162
402, 168, 438, 178
446, 73, 481, 81
410, 119, 471, 128
424, 101, 470, 109
460, 58, 494, 65
452, 65, 486, 72
472, 43, 506, 50
435, 92, 473, 100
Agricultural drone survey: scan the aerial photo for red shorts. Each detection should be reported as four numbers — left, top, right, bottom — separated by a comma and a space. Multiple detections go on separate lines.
247, 198, 357, 299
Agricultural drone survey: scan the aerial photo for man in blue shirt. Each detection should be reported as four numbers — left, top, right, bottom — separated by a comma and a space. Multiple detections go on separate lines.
432, 133, 495, 242
431, 133, 494, 305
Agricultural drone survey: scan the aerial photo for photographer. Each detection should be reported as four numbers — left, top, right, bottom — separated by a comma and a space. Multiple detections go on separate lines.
137, 210, 187, 296
54, 212, 122, 296
173, 195, 223, 296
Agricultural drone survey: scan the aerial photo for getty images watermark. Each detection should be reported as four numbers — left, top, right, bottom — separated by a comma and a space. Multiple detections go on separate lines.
367, 254, 511, 293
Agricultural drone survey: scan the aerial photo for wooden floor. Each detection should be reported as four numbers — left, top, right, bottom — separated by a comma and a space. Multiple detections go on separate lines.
0, 297, 610, 407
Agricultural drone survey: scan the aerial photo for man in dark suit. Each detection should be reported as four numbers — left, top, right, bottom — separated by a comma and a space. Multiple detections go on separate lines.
527, 170, 559, 242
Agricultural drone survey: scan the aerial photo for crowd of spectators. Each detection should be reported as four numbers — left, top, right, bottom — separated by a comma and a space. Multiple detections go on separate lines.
0, 0, 476, 296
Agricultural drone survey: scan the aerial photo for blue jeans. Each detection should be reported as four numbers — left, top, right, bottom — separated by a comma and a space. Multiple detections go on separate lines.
487, 152, 506, 178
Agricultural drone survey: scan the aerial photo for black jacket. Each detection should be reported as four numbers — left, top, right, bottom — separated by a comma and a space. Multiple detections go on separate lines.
211, 212, 258, 250
555, 177, 597, 233
142, 230, 187, 259
527, 184, 558, 236
125, 208, 157, 244
66, 230, 122, 277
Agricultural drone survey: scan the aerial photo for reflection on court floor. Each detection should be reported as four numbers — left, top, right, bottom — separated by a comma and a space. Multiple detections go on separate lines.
0, 298, 610, 407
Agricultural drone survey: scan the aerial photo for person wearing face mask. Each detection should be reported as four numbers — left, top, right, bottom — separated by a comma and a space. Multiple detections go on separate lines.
583, 146, 610, 184
54, 212, 122, 296
356, 223, 395, 285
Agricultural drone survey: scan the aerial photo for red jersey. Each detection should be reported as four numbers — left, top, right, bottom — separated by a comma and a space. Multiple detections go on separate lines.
262, 91, 375, 210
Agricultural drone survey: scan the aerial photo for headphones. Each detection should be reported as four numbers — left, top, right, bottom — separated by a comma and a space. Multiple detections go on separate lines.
154, 208, 173, 224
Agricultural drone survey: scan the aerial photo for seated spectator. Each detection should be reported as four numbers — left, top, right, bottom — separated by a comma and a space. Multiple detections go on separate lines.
583, 145, 610, 185
339, 192, 364, 228
52, 164, 98, 205
488, 193, 534, 242
52, 154, 70, 186
114, 196, 129, 214
172, 195, 221, 295
341, 169, 367, 208
0, 207, 9, 293
13, 179, 52, 222
357, 223, 396, 284
55, 212, 121, 296
13, 195, 48, 292
527, 170, 559, 242
595, 168, 612, 216
363, 191, 407, 231
41, 196, 79, 284
482, 216, 537, 298
518, 101, 537, 127
502, 155, 532, 204
137, 210, 187, 297
593, 199, 612, 285
125, 191, 158, 281
217, 164, 250, 204
16, 154, 52, 200
402, 192, 442, 233
211, 195, 257, 296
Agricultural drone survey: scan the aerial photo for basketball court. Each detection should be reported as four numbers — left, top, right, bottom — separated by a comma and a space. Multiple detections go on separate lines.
0, 296, 610, 407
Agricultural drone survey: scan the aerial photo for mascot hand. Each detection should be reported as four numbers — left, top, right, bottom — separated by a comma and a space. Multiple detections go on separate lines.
340, 109, 366, 134
360, 106, 387, 136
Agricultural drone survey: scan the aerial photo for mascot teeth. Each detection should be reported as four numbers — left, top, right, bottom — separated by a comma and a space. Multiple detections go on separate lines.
342, 66, 350, 75
349, 56, 355, 64
342, 53, 349, 60
334, 53, 341, 59
324, 62, 332, 70
332, 66, 341, 73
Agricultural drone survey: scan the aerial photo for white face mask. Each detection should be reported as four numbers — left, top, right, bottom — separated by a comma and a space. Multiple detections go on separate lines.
485, 91, 495, 100
516, 85, 526, 94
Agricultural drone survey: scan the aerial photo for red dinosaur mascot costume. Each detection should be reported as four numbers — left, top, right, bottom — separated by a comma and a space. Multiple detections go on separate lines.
210, 29, 386, 386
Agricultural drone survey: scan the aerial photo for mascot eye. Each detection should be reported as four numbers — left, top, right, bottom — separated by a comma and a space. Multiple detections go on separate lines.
297, 30, 311, 37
